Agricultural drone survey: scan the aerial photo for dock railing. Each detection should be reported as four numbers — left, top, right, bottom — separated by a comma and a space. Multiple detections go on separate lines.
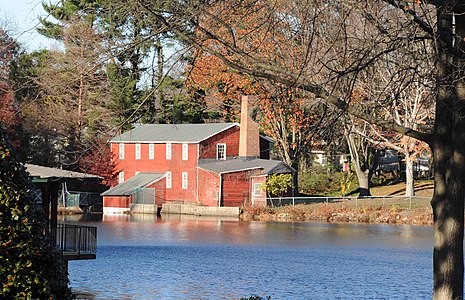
54, 224, 97, 260
266, 196, 431, 210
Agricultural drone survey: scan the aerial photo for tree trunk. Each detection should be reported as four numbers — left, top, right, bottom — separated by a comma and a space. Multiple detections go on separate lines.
431, 7, 465, 299
431, 141, 465, 300
349, 146, 372, 197
345, 131, 372, 197
78, 72, 84, 140
291, 160, 299, 197
405, 156, 415, 197
356, 170, 371, 197
152, 35, 164, 123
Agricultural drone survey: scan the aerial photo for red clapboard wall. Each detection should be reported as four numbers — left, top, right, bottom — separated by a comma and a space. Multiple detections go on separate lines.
222, 171, 251, 207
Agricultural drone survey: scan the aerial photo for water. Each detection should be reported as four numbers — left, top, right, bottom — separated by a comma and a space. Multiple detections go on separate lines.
64, 214, 433, 299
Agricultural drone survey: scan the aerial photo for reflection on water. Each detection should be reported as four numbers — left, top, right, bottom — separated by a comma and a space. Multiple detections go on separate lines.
66, 214, 433, 299
60, 212, 240, 223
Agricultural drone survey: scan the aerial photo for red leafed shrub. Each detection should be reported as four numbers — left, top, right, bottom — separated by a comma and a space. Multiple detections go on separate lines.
79, 140, 120, 186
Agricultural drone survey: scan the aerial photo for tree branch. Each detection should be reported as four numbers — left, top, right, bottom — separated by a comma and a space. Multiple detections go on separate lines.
383, 0, 435, 37
137, 0, 433, 143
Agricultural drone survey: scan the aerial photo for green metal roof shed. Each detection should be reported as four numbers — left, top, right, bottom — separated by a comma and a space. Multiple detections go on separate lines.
101, 173, 166, 196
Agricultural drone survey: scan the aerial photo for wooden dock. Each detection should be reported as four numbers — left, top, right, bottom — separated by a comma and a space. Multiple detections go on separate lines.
55, 224, 97, 261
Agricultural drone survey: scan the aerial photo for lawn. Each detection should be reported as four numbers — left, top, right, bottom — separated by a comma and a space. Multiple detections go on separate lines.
371, 180, 433, 198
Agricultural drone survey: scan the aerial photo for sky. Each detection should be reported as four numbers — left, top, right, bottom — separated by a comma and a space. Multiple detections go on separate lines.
1, 0, 58, 50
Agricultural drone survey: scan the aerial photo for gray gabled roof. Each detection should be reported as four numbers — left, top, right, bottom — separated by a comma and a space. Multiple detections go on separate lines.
111, 123, 239, 143
26, 164, 101, 180
198, 158, 295, 175
101, 173, 165, 196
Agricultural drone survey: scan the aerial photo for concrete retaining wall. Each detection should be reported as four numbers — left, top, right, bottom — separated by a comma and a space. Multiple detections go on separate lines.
130, 204, 158, 214
162, 203, 239, 217
103, 207, 130, 214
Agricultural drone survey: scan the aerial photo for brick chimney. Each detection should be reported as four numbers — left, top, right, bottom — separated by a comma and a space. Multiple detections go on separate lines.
239, 95, 260, 158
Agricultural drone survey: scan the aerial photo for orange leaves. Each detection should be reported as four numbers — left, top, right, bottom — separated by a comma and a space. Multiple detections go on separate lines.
186, 39, 257, 118
399, 135, 428, 158
350, 88, 369, 104
257, 91, 315, 136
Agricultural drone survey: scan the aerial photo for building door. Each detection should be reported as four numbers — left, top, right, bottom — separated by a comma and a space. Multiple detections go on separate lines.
132, 188, 156, 205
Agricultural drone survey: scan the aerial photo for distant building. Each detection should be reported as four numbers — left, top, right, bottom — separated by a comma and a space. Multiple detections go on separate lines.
312, 150, 348, 171
378, 149, 400, 172
102, 96, 295, 214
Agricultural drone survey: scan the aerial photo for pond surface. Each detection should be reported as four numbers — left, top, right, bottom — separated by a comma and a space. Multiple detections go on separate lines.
63, 214, 433, 299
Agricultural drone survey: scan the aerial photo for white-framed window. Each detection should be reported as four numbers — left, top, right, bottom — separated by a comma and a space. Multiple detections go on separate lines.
149, 143, 155, 160
118, 172, 124, 184
253, 183, 262, 197
182, 143, 188, 161
135, 143, 141, 160
166, 143, 172, 160
166, 171, 172, 188
182, 172, 188, 189
119, 143, 125, 159
217, 143, 226, 160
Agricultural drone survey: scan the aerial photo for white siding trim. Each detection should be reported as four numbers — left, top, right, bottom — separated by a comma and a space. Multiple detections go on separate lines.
119, 143, 124, 159
182, 143, 188, 160
166, 171, 172, 188
166, 143, 172, 160
182, 172, 188, 189
149, 143, 155, 160
135, 143, 141, 160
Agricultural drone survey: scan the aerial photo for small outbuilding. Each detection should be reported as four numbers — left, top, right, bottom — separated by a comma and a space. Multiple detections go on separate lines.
101, 172, 166, 214
198, 157, 295, 207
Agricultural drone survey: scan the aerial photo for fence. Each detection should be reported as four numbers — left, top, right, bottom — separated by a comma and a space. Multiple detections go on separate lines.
55, 224, 97, 258
266, 195, 431, 210
59, 191, 101, 207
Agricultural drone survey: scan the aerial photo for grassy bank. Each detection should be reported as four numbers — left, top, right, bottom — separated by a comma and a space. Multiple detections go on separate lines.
242, 181, 434, 226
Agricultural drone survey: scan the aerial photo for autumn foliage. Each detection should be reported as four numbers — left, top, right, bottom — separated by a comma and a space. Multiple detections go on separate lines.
0, 84, 23, 150
78, 140, 120, 186
187, 0, 321, 168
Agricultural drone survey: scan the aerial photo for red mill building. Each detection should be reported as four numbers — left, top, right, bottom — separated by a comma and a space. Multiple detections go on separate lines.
102, 96, 295, 214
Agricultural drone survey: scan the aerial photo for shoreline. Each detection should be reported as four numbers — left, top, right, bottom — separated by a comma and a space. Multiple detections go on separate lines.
241, 203, 434, 226
57, 203, 434, 226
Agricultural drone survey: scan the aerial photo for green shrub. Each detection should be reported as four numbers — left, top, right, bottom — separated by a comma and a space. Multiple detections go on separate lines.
299, 172, 333, 195
0, 127, 72, 299
299, 164, 358, 196
262, 173, 293, 197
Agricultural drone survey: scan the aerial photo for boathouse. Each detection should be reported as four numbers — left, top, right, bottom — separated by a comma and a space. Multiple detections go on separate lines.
26, 164, 99, 270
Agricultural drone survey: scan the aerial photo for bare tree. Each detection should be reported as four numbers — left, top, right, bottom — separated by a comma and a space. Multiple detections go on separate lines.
348, 73, 434, 197
358, 37, 435, 197
344, 118, 380, 197
30, 19, 113, 168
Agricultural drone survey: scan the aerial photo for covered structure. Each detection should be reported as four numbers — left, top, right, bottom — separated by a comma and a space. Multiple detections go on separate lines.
26, 164, 100, 264
102, 172, 166, 214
